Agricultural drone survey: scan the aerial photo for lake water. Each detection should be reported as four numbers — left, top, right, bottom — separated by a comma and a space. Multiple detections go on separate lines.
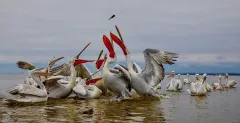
0, 74, 239, 123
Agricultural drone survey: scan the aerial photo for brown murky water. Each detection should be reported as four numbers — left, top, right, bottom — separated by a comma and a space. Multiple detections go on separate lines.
0, 74, 239, 123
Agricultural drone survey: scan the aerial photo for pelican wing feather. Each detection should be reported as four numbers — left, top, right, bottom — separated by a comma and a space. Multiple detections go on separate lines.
141, 49, 179, 87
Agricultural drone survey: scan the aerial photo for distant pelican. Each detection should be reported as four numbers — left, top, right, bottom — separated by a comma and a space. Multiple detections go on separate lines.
212, 75, 224, 90
202, 73, 212, 92
166, 72, 183, 91
187, 74, 207, 96
184, 74, 191, 84
223, 73, 237, 88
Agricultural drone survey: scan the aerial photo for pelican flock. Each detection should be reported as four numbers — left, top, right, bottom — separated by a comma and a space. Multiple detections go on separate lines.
3, 25, 238, 103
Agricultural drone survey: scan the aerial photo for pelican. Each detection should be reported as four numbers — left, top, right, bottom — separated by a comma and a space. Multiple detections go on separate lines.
8, 68, 49, 102
212, 75, 224, 90
73, 78, 102, 99
184, 74, 191, 84
187, 74, 207, 96
110, 27, 178, 97
223, 73, 237, 88
201, 74, 212, 92
92, 49, 108, 95
39, 57, 94, 98
166, 72, 183, 91
17, 56, 64, 87
101, 35, 132, 101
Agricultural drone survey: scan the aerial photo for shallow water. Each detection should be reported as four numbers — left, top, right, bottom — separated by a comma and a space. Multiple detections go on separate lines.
0, 74, 239, 123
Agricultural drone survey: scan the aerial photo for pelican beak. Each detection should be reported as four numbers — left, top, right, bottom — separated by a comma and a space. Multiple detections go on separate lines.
86, 78, 102, 85
110, 32, 128, 56
102, 35, 115, 58
76, 42, 91, 59
74, 59, 95, 67
103, 54, 108, 65
48, 56, 64, 68
96, 59, 104, 69
35, 72, 56, 76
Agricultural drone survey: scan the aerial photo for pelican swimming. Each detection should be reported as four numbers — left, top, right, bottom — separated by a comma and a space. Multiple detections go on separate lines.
110, 26, 178, 97
212, 75, 224, 90
39, 57, 94, 98
184, 74, 191, 84
166, 72, 183, 91
73, 77, 102, 99
8, 68, 49, 102
201, 74, 212, 92
101, 35, 132, 101
187, 74, 207, 96
223, 73, 237, 88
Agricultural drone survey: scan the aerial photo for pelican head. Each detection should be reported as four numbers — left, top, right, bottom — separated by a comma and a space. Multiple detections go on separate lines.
195, 74, 200, 81
225, 73, 229, 78
219, 75, 222, 80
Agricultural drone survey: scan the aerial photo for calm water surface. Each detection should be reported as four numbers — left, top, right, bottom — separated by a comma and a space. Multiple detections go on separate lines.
0, 74, 239, 123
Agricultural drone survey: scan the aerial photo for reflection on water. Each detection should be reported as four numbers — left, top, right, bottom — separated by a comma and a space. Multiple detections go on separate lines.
0, 74, 240, 123
0, 98, 165, 123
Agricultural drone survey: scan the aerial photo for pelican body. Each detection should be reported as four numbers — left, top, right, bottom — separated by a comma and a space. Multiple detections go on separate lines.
109, 30, 178, 97
187, 74, 207, 96
167, 74, 183, 91
212, 75, 224, 90
8, 69, 48, 102
101, 35, 132, 100
184, 74, 191, 84
223, 73, 237, 88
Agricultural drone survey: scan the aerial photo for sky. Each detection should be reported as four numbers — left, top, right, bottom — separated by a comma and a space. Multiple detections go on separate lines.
0, 0, 240, 73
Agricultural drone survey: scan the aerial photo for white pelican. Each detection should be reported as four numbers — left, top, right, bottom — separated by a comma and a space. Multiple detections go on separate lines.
223, 73, 237, 88
166, 72, 183, 91
183, 74, 191, 84
73, 78, 102, 99
212, 75, 224, 90
201, 73, 212, 92
17, 56, 64, 87
102, 35, 132, 101
92, 49, 108, 95
187, 74, 207, 96
110, 28, 178, 97
8, 68, 49, 102
40, 57, 94, 98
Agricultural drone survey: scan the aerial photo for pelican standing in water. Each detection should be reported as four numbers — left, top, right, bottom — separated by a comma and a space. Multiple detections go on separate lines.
110, 27, 178, 97
39, 57, 94, 98
212, 75, 224, 90
184, 74, 191, 84
101, 35, 132, 101
223, 73, 237, 88
187, 74, 207, 96
8, 68, 49, 102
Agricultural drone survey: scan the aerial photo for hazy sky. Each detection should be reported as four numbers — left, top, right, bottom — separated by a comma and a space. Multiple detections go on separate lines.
1, 0, 240, 72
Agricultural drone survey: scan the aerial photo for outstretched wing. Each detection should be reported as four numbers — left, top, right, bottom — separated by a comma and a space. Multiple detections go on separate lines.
16, 61, 36, 70
141, 48, 178, 87
132, 62, 142, 73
